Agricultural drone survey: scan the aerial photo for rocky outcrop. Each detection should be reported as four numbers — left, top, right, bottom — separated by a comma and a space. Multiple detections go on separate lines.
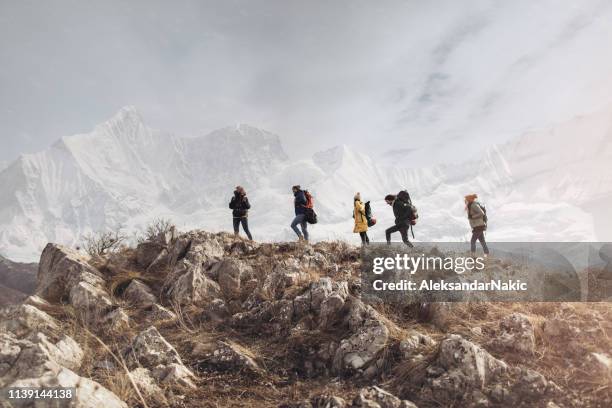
492, 313, 535, 354
0, 321, 126, 408
37, 244, 113, 316
332, 299, 389, 376
0, 304, 59, 337
128, 326, 196, 389
424, 334, 507, 402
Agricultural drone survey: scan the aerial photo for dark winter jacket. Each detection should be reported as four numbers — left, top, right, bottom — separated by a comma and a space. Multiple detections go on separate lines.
393, 199, 412, 226
294, 190, 307, 215
229, 192, 251, 218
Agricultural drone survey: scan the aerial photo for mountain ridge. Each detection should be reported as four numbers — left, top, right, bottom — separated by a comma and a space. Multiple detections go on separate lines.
0, 106, 610, 261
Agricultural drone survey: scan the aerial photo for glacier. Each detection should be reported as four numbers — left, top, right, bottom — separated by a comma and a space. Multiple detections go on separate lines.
0, 106, 610, 262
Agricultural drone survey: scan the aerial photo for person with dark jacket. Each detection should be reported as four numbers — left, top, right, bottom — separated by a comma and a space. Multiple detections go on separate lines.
465, 194, 488, 256
290, 185, 309, 241
384, 194, 413, 247
229, 186, 252, 240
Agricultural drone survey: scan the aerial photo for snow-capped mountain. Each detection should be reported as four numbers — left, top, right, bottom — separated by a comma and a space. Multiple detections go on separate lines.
0, 106, 610, 261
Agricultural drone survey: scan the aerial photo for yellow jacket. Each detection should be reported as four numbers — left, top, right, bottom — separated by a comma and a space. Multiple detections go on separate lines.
353, 200, 368, 233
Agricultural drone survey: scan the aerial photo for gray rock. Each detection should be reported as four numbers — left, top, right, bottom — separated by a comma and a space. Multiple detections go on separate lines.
197, 341, 262, 375
136, 241, 166, 269
353, 386, 418, 408
69, 281, 113, 314
217, 259, 252, 300
0, 304, 59, 337
332, 310, 389, 374
493, 313, 535, 355
124, 280, 156, 308
130, 326, 184, 368
36, 243, 104, 303
0, 331, 126, 407
129, 367, 166, 401
166, 259, 221, 306
425, 334, 507, 401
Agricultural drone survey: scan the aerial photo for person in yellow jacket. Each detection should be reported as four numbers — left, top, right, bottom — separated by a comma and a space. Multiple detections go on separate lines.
353, 192, 370, 245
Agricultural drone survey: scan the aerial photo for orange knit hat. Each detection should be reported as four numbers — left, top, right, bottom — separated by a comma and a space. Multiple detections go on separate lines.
465, 194, 478, 203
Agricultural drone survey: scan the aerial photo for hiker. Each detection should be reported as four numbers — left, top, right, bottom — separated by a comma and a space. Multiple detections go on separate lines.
465, 194, 489, 257
353, 192, 369, 245
229, 186, 252, 240
384, 193, 414, 247
290, 185, 309, 241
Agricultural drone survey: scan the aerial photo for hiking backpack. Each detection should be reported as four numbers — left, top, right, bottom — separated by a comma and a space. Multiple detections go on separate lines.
303, 190, 317, 224
364, 201, 376, 227
397, 190, 418, 225
303, 190, 314, 209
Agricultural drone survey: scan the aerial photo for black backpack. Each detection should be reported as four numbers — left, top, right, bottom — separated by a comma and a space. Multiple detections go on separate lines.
364, 201, 376, 227
397, 190, 418, 225
305, 207, 318, 224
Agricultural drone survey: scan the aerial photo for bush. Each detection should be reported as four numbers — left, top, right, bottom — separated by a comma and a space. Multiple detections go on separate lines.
140, 218, 175, 243
82, 229, 127, 257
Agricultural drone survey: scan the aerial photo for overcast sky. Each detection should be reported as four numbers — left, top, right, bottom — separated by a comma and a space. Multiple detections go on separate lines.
2, 0, 612, 166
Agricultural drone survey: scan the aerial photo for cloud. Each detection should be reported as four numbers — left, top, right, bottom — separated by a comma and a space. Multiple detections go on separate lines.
1, 0, 612, 167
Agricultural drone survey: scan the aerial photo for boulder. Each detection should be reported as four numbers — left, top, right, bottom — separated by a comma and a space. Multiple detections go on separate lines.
353, 386, 418, 408
293, 278, 349, 318
124, 280, 156, 308
166, 260, 221, 307
69, 281, 113, 314
492, 313, 535, 355
333, 316, 389, 374
426, 334, 507, 399
36, 243, 103, 303
136, 241, 167, 269
0, 304, 59, 337
0, 331, 126, 407
168, 232, 224, 266
216, 259, 252, 300
31, 332, 84, 371
130, 326, 184, 368
196, 341, 262, 375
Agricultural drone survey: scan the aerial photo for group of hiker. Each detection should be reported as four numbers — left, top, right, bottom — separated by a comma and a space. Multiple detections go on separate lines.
229, 186, 490, 256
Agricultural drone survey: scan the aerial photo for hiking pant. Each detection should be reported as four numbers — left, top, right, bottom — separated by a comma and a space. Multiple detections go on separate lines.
233, 217, 253, 240
385, 224, 412, 246
291, 214, 309, 240
359, 231, 370, 245
470, 227, 489, 254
